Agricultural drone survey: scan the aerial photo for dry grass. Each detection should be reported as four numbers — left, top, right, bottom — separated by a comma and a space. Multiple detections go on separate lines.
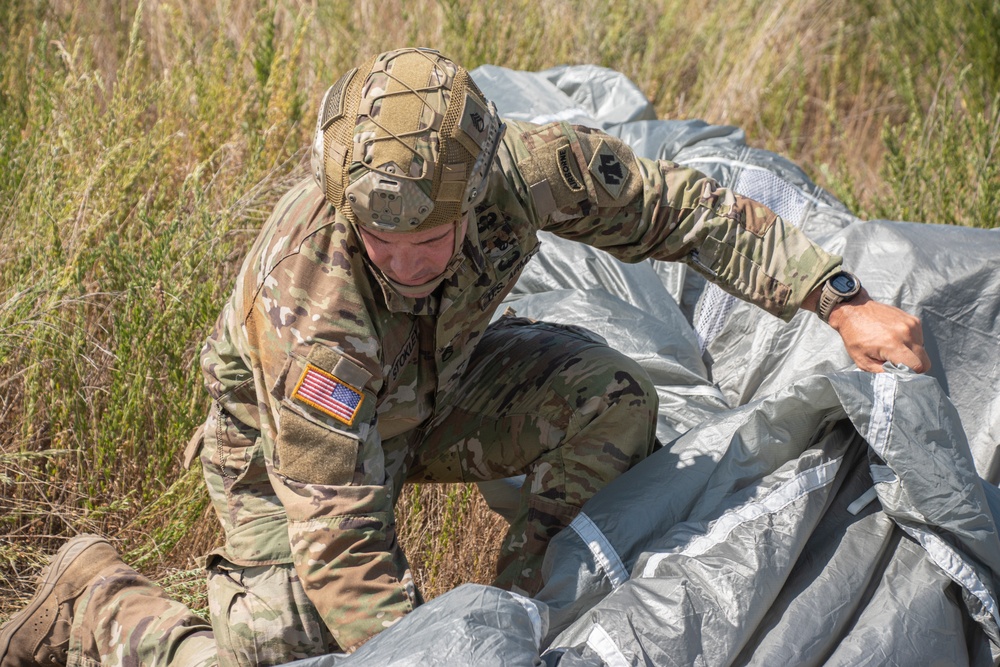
1, 0, 997, 622
397, 484, 508, 600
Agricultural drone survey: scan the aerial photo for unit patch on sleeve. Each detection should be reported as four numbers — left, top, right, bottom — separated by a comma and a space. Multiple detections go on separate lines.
588, 139, 630, 199
556, 144, 585, 192
292, 363, 365, 426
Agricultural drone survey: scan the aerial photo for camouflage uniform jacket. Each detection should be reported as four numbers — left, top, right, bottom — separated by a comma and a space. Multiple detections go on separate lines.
199, 120, 842, 648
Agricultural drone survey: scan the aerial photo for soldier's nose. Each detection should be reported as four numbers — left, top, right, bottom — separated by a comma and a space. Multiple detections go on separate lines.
389, 250, 426, 283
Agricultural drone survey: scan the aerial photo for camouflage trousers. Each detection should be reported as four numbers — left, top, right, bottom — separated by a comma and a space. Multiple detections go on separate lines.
64, 555, 332, 667
65, 560, 215, 667
67, 318, 657, 666
399, 317, 658, 593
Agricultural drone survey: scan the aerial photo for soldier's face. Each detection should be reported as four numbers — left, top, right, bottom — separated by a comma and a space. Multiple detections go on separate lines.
359, 215, 468, 296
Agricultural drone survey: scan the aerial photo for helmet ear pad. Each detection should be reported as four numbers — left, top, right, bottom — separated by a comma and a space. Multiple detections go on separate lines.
310, 48, 504, 233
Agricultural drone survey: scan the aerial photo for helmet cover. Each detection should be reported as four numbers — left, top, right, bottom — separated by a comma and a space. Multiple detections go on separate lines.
311, 48, 505, 232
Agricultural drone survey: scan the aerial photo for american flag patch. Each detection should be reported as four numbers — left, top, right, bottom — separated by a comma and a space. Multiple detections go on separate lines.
292, 364, 364, 426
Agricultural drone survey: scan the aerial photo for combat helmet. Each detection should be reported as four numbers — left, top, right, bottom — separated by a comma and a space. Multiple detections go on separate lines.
311, 48, 505, 233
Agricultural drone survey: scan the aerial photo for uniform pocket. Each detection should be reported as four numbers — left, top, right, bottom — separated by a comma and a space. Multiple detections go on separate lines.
274, 404, 361, 486
201, 401, 262, 493
199, 378, 262, 485
207, 557, 337, 667
206, 560, 251, 667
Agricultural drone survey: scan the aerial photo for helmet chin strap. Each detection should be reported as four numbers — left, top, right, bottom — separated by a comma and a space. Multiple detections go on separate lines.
376, 263, 453, 298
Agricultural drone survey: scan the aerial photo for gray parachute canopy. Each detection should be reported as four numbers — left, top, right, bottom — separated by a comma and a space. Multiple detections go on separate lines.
287, 64, 1000, 667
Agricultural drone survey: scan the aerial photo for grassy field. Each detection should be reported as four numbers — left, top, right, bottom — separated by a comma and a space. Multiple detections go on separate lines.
1, 0, 998, 620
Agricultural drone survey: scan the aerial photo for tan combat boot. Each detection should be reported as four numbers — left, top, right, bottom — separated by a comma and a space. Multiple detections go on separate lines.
0, 535, 123, 667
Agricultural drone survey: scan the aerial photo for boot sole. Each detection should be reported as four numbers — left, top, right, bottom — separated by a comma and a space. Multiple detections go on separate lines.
0, 535, 109, 661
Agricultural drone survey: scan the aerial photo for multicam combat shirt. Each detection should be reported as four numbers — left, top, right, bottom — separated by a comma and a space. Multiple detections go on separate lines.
199, 120, 842, 649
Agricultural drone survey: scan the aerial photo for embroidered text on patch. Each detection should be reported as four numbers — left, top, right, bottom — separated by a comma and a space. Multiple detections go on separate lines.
557, 144, 584, 192
293, 364, 364, 426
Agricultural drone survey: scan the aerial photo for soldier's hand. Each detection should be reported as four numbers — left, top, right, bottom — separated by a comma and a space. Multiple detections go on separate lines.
826, 289, 931, 373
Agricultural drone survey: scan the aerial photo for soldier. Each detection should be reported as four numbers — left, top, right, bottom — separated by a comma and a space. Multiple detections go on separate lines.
1, 48, 927, 667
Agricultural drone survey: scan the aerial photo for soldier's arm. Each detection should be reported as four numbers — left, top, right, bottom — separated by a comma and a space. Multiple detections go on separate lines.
801, 285, 930, 372
505, 120, 840, 320
259, 343, 416, 650
505, 120, 929, 371
246, 248, 416, 651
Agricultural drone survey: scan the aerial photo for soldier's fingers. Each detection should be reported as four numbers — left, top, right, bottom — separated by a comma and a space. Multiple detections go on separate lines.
849, 343, 885, 372
909, 343, 931, 373
910, 319, 925, 346
878, 343, 931, 374
861, 353, 888, 373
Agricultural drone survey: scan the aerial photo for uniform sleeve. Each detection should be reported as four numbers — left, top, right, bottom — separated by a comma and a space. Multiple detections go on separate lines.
506, 121, 842, 321
244, 230, 417, 650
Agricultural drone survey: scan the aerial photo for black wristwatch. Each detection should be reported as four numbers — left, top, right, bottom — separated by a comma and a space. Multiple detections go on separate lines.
817, 270, 862, 323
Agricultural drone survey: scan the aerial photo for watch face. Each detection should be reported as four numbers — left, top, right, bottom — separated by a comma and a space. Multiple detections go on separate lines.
831, 272, 857, 294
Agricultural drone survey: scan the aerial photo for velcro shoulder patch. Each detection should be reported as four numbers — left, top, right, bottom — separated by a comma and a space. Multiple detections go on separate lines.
577, 132, 642, 207
515, 122, 595, 217
588, 138, 630, 199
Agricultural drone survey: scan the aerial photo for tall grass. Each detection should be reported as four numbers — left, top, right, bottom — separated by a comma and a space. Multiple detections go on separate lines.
2, 0, 997, 619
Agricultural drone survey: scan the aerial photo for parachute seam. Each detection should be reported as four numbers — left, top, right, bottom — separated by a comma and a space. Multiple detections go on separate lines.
867, 372, 897, 458
569, 512, 629, 590
641, 456, 841, 577
899, 522, 1000, 629
585, 624, 629, 667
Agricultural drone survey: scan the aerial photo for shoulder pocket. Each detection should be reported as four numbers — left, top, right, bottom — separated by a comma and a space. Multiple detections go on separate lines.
281, 343, 375, 432
274, 342, 377, 486
516, 123, 643, 218
516, 122, 591, 217
275, 404, 360, 486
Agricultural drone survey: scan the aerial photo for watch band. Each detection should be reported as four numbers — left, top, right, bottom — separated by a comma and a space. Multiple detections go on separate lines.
817, 287, 841, 323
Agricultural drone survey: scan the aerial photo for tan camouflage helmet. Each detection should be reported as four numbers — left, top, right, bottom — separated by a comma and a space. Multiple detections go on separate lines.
311, 48, 505, 232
